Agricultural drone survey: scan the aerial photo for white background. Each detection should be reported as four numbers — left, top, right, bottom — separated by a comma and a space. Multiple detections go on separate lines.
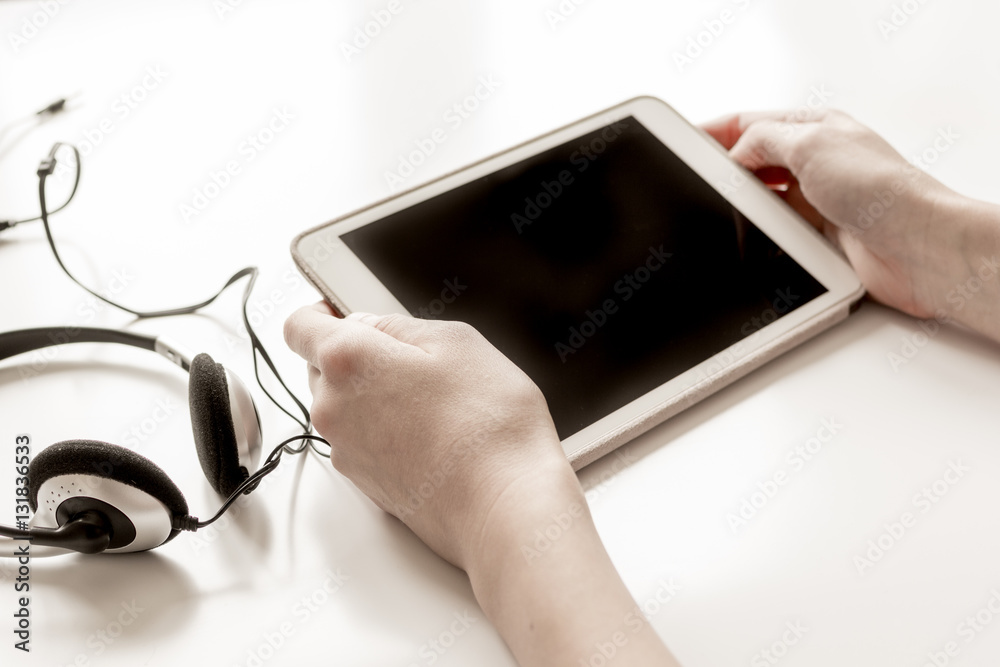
1, 1, 999, 665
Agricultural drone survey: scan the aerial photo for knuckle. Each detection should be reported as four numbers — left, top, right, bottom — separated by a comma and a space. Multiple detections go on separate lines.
374, 312, 411, 334
826, 108, 852, 125
431, 320, 485, 351
444, 320, 479, 339
408, 317, 470, 341
785, 125, 823, 171
310, 403, 335, 439
314, 331, 362, 377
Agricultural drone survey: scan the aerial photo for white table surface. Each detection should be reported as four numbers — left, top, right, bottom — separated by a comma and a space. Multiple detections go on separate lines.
2, 1, 999, 665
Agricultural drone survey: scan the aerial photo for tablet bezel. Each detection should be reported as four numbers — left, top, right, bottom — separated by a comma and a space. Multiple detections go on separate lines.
292, 96, 864, 464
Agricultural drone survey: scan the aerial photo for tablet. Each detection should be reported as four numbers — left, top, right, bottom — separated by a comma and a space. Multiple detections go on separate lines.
292, 96, 864, 469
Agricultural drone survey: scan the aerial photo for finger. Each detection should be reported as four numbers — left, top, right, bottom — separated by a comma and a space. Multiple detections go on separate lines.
755, 166, 795, 191
308, 301, 337, 316
700, 113, 745, 150
728, 118, 807, 172
730, 108, 836, 173
284, 303, 356, 366
346, 311, 436, 348
700, 110, 826, 150
700, 112, 778, 149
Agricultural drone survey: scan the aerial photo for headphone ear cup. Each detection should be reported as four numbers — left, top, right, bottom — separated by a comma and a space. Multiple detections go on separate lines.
28, 440, 189, 552
189, 353, 249, 496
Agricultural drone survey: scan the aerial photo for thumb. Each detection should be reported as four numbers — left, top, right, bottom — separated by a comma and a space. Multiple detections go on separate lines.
346, 311, 434, 347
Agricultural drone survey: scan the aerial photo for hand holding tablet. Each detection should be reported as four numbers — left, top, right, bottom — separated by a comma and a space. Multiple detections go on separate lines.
702, 109, 970, 323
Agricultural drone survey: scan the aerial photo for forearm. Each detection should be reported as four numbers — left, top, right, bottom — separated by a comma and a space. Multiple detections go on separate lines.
929, 191, 1000, 342
465, 459, 680, 667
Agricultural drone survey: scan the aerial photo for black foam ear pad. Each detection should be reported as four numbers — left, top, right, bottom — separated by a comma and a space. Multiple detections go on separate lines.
28, 439, 189, 546
188, 352, 246, 496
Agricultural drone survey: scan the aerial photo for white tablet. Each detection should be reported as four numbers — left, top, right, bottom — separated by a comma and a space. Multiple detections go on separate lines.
292, 96, 864, 469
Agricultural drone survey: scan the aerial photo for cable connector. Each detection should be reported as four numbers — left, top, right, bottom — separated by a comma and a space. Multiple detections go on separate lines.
172, 515, 200, 532
34, 93, 80, 117
36, 98, 67, 116
36, 157, 55, 177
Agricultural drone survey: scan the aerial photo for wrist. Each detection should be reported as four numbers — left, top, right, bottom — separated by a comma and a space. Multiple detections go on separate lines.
464, 461, 601, 661
462, 453, 583, 584
461, 455, 680, 667
924, 190, 1000, 339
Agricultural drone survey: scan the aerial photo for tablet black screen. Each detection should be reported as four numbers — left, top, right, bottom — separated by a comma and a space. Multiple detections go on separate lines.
342, 117, 827, 439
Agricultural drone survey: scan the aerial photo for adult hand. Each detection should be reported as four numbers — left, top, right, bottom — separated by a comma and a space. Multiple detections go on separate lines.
283, 303, 571, 570
702, 109, 999, 330
283, 304, 679, 667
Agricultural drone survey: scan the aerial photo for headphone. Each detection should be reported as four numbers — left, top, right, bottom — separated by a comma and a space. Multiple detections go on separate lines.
0, 326, 308, 555
1, 124, 327, 557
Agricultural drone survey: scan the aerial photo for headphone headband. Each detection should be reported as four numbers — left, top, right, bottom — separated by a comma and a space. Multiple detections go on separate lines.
0, 327, 192, 371
0, 325, 265, 554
